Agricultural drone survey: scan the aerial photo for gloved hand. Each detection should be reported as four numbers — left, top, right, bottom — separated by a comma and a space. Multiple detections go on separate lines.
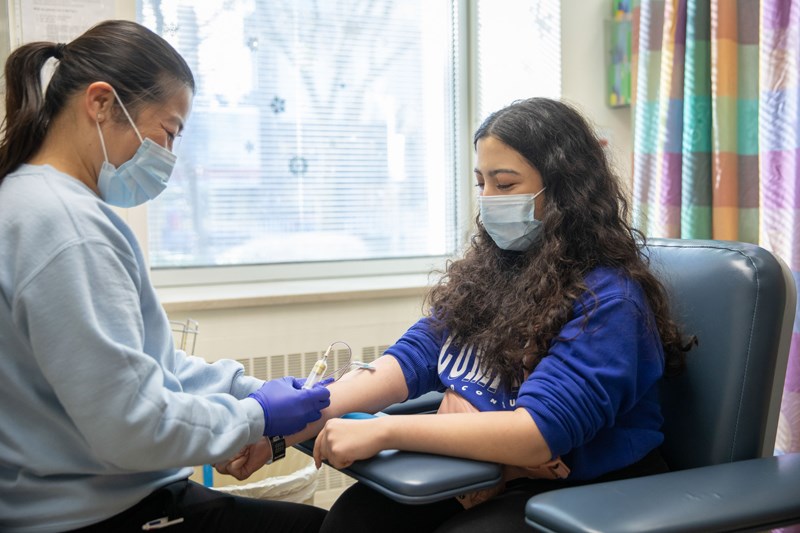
248, 376, 331, 436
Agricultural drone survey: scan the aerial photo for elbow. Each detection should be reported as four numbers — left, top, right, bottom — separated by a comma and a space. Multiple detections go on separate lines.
509, 408, 555, 467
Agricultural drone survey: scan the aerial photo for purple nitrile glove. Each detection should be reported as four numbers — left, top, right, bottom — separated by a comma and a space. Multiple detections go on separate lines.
248, 376, 332, 436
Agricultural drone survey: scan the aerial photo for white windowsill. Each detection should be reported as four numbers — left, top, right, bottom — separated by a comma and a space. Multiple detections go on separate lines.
156, 272, 433, 312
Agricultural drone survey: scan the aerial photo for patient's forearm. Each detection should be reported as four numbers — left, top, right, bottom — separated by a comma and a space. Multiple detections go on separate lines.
315, 409, 552, 468
380, 409, 552, 467
285, 354, 408, 446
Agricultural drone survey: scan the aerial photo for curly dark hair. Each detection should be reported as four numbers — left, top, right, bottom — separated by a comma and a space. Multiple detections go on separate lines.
425, 97, 691, 389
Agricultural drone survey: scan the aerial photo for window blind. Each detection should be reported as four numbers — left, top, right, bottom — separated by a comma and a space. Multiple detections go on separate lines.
140, 0, 458, 268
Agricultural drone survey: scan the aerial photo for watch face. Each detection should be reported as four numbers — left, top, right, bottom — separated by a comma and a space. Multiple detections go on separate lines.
271, 436, 286, 460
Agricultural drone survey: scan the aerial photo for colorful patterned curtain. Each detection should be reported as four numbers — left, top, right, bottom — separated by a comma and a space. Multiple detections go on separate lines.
631, 0, 800, 454
631, 0, 759, 239
760, 1, 800, 456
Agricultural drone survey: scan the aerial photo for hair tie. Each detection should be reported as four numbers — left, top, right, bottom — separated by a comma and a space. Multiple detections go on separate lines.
53, 43, 66, 60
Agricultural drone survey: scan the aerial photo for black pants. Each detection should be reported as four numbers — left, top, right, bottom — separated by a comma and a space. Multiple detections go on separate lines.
68, 479, 326, 533
320, 448, 668, 533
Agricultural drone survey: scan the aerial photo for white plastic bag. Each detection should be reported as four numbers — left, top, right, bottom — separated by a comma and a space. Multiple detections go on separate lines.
212, 455, 319, 504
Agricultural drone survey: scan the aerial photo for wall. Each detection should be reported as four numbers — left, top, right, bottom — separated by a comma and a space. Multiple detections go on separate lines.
561, 0, 634, 184
168, 292, 427, 368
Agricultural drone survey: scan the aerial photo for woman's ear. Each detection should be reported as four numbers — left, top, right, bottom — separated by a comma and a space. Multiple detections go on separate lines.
84, 82, 115, 122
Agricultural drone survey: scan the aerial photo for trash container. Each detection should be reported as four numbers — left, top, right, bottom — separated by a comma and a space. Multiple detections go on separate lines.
194, 448, 319, 505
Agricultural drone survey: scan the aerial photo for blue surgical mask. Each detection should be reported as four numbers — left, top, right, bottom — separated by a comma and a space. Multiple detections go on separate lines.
95, 87, 177, 208
479, 188, 546, 251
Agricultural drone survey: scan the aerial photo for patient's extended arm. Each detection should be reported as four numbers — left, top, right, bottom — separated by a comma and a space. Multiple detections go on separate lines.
215, 353, 552, 479
214, 354, 409, 479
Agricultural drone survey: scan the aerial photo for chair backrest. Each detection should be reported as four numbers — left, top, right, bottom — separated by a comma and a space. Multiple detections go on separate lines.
646, 239, 796, 471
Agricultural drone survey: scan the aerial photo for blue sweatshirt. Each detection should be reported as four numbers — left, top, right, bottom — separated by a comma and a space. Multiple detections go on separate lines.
0, 165, 266, 532
386, 267, 665, 480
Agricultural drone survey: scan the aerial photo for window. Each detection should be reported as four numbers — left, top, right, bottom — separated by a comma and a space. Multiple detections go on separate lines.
138, 1, 560, 285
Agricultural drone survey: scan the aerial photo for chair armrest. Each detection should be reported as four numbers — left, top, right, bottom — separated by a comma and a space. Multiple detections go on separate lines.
295, 436, 502, 505
525, 453, 800, 532
381, 391, 444, 415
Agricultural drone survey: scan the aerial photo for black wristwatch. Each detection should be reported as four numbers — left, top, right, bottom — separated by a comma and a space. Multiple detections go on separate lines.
267, 435, 286, 464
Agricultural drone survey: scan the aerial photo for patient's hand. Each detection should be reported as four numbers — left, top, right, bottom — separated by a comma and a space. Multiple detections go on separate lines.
214, 437, 271, 480
313, 418, 388, 470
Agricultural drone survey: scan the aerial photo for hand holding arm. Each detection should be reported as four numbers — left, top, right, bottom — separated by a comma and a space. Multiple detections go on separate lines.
216, 355, 409, 479
248, 376, 331, 436
283, 354, 410, 445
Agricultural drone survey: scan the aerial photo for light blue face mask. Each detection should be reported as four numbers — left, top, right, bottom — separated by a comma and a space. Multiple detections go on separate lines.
479, 188, 546, 251
95, 87, 177, 208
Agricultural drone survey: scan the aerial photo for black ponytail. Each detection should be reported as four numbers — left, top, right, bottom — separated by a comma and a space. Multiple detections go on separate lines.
0, 43, 60, 179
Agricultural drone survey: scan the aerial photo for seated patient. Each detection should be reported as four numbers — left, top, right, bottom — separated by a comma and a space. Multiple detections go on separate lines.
217, 97, 693, 533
